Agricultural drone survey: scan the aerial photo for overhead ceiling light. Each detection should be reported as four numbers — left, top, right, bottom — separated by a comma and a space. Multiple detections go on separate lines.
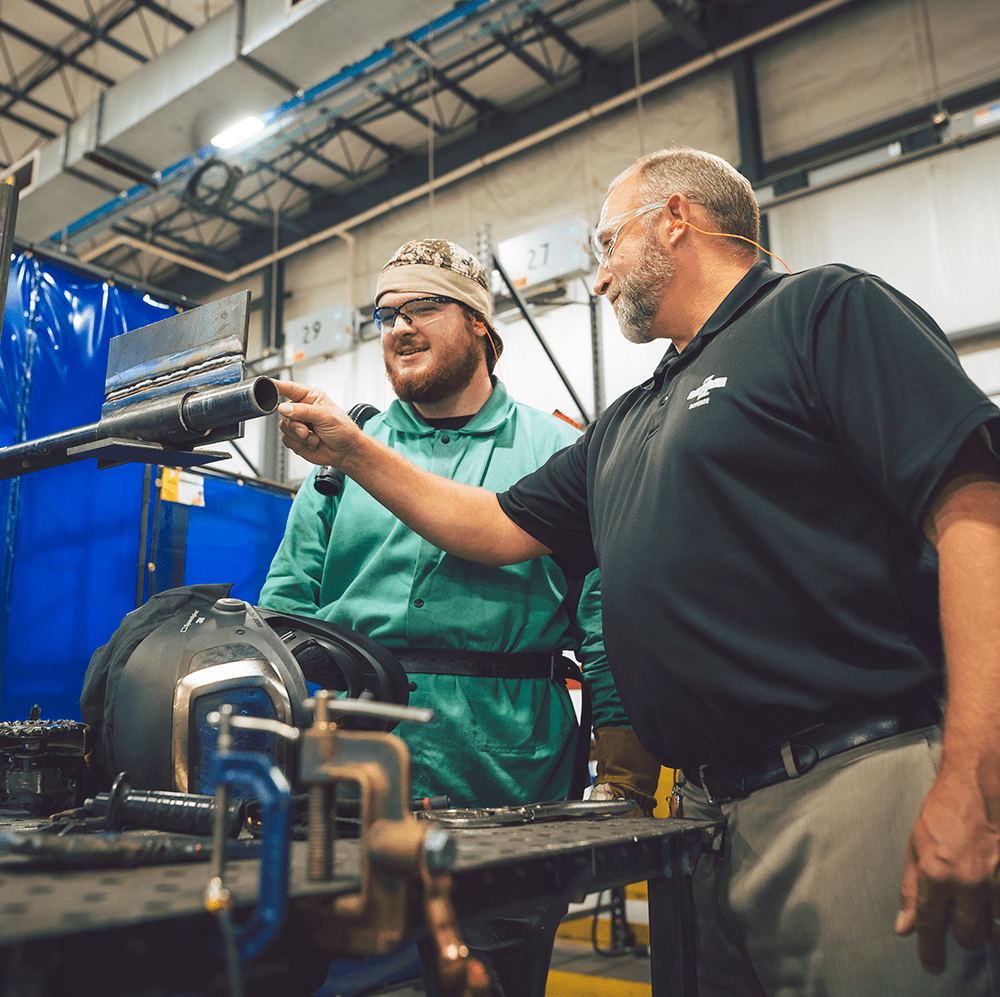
211, 116, 265, 149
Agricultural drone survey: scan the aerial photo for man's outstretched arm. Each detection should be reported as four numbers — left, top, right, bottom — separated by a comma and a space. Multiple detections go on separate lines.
274, 379, 550, 567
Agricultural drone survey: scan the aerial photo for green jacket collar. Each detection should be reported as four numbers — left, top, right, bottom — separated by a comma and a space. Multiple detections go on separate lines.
382, 377, 513, 436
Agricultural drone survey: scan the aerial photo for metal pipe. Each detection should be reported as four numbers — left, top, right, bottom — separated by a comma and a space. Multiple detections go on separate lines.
0, 180, 19, 305
0, 376, 279, 480
0, 424, 102, 479
136, 463, 153, 608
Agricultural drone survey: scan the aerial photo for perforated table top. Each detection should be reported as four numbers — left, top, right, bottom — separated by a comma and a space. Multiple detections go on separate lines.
0, 814, 712, 942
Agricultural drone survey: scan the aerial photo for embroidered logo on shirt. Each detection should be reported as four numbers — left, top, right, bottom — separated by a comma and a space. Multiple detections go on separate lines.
687, 375, 728, 409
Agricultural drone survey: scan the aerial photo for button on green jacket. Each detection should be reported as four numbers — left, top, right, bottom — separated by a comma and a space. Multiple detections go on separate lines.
259, 381, 627, 807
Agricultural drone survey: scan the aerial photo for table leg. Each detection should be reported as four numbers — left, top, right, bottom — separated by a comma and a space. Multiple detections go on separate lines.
648, 830, 701, 997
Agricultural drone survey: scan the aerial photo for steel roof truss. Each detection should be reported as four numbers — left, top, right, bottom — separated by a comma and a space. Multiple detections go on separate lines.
24, 0, 150, 65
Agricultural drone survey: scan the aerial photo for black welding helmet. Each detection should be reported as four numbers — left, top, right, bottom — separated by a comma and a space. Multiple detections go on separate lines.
83, 585, 409, 794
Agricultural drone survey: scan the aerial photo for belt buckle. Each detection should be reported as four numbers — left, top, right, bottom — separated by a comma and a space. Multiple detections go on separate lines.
699, 763, 746, 806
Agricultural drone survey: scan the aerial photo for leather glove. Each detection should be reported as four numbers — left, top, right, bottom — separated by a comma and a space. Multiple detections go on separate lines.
591, 725, 661, 817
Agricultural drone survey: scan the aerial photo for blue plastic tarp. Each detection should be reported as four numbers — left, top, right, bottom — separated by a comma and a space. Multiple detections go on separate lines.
0, 255, 290, 723
0, 256, 171, 722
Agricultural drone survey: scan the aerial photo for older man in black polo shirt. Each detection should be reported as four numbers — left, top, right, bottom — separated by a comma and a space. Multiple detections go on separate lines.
273, 148, 1000, 996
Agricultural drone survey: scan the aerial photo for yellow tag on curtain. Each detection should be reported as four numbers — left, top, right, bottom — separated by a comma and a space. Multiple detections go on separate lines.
160, 467, 205, 507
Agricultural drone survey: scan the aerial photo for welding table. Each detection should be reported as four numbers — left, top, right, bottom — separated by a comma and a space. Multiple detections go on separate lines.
0, 813, 715, 996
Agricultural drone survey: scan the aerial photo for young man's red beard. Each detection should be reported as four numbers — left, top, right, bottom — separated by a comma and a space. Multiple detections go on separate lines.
384, 319, 485, 404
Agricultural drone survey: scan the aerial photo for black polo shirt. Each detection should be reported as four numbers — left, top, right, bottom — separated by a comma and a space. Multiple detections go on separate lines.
498, 262, 1000, 767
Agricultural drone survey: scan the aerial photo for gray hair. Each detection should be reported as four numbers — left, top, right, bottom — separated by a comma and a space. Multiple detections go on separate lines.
610, 148, 760, 259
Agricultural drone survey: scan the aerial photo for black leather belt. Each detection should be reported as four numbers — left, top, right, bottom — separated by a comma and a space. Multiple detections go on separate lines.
395, 648, 575, 680
398, 648, 593, 800
683, 698, 941, 806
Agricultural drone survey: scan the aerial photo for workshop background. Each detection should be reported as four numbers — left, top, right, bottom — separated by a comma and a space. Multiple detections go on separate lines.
0, 0, 996, 992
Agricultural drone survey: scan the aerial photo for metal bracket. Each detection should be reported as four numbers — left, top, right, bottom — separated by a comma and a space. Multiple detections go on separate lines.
67, 437, 230, 470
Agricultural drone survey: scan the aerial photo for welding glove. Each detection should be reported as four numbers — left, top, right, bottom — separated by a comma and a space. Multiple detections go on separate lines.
590, 725, 661, 817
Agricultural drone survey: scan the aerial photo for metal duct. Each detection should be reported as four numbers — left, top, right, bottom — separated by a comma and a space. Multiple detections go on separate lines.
3, 0, 453, 243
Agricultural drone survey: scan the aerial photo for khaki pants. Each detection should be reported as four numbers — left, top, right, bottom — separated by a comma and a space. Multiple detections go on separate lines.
682, 726, 998, 996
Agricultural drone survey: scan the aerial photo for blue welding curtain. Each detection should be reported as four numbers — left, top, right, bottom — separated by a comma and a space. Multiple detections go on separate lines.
148, 474, 293, 603
0, 255, 172, 723
0, 254, 291, 723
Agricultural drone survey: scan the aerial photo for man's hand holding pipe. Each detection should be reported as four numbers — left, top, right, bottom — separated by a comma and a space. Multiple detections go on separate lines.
273, 379, 549, 568
274, 379, 360, 467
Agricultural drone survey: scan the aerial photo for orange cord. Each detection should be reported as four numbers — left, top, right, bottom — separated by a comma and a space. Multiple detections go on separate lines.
682, 220, 792, 274
485, 327, 504, 384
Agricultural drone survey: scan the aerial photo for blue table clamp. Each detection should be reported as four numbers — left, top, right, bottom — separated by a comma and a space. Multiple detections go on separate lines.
205, 706, 299, 963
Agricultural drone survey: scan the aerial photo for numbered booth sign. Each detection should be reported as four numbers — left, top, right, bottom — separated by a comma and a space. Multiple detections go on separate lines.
496, 217, 591, 292
283, 305, 356, 365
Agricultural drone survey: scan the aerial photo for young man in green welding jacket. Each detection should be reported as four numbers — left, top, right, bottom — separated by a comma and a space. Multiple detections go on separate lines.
259, 238, 660, 997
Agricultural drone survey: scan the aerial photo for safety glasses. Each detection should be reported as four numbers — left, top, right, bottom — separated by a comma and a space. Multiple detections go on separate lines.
373, 295, 462, 333
590, 200, 669, 268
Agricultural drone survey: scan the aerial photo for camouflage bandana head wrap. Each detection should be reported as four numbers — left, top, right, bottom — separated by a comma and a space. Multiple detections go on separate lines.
376, 239, 503, 365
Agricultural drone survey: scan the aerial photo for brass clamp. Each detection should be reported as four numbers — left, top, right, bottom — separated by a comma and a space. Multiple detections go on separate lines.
296, 690, 488, 994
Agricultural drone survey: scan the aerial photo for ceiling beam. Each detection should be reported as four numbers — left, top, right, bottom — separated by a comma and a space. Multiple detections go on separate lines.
24, 0, 150, 65
0, 106, 57, 141
256, 147, 343, 191
0, 19, 117, 87
340, 119, 408, 160
528, 8, 606, 69
648, 0, 709, 52
0, 79, 70, 127
428, 65, 498, 119
370, 82, 448, 136
134, 0, 194, 33
102, 0, 843, 301
111, 222, 239, 272
491, 28, 558, 85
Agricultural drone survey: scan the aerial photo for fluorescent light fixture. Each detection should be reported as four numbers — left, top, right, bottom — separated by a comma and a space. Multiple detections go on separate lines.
211, 116, 265, 149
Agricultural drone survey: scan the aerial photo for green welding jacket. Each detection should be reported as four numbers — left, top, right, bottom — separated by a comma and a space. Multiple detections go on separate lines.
259, 380, 627, 807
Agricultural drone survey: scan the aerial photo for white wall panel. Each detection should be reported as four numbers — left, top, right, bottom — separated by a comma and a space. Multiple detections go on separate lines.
766, 135, 1000, 336
757, 0, 1000, 160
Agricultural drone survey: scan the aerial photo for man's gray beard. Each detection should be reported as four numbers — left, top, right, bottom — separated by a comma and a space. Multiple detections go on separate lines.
616, 232, 675, 345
